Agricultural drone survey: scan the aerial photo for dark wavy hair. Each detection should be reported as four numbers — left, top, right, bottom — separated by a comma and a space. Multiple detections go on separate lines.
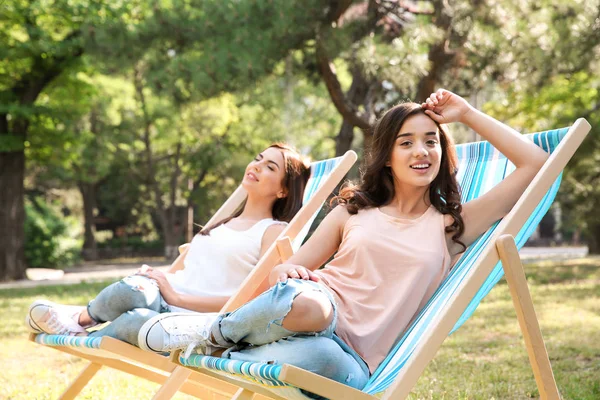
200, 143, 311, 235
334, 103, 466, 251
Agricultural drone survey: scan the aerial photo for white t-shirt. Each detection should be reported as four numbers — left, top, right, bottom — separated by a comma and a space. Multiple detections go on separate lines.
166, 218, 285, 312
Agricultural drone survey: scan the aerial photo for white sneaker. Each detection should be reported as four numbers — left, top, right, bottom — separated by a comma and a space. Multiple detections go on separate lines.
25, 314, 43, 333
138, 312, 219, 357
28, 300, 87, 335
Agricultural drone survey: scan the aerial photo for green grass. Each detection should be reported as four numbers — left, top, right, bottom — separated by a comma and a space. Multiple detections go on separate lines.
1, 258, 599, 399
409, 257, 600, 400
0, 281, 197, 400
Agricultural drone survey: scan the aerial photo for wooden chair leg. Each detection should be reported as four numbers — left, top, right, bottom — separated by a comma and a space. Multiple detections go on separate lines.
232, 388, 256, 400
496, 234, 561, 400
151, 366, 191, 400
59, 362, 102, 400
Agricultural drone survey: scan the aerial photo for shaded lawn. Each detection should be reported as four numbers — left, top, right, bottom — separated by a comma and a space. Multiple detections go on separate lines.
1, 258, 599, 399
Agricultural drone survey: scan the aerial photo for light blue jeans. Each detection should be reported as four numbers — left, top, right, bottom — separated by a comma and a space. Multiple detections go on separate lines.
86, 275, 170, 346
209, 279, 370, 396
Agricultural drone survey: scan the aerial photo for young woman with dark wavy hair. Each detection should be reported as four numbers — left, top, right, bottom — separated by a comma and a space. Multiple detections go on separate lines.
138, 89, 549, 394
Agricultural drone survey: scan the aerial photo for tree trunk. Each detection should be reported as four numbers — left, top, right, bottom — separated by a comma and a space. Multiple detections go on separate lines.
585, 225, 600, 255
0, 113, 27, 281
415, 41, 447, 103
134, 66, 181, 261
316, 42, 370, 132
334, 67, 371, 156
79, 182, 98, 261
163, 220, 180, 260
0, 25, 83, 281
0, 149, 26, 281
335, 120, 356, 156
186, 178, 194, 243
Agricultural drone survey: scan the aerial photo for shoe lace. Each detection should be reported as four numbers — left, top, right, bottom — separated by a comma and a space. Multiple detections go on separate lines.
45, 311, 72, 335
181, 326, 214, 359
163, 332, 196, 352
46, 308, 86, 336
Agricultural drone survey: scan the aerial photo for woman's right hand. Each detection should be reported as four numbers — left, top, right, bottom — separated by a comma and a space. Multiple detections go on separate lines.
269, 263, 321, 286
422, 89, 473, 125
136, 264, 153, 275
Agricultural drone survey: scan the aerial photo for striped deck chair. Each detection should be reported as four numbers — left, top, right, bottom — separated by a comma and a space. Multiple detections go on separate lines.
29, 150, 358, 400
152, 118, 590, 400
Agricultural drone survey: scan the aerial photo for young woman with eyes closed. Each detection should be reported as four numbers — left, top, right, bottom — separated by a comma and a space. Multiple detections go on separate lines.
26, 144, 311, 348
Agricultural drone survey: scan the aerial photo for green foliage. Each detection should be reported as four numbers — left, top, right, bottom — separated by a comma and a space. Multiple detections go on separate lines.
130, 0, 328, 102
0, 134, 25, 152
23, 197, 81, 269
6, 0, 600, 261
95, 161, 143, 229
27, 69, 137, 185
484, 69, 600, 250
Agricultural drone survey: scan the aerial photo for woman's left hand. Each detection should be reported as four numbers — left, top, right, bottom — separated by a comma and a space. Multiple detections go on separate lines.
141, 269, 179, 305
422, 89, 473, 124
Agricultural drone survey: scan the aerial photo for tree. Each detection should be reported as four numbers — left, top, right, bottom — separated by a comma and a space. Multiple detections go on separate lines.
313, 0, 509, 155
2, 0, 326, 277
0, 0, 138, 279
478, 1, 600, 251
486, 72, 600, 252
27, 70, 137, 260
0, 1, 86, 279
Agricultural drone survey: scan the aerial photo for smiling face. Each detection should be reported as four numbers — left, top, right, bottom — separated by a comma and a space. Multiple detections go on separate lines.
387, 113, 442, 190
242, 146, 287, 200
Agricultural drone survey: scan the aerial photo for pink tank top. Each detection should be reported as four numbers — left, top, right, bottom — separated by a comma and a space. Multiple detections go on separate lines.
315, 206, 451, 373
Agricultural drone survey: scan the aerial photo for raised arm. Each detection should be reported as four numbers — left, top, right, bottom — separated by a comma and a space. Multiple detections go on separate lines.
423, 89, 549, 255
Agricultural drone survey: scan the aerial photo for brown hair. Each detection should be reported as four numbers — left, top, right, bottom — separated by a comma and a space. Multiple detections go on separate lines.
334, 103, 466, 251
200, 143, 311, 235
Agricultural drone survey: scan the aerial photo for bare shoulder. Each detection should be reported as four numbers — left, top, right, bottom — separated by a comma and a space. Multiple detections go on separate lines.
330, 205, 357, 239
261, 223, 286, 246
328, 204, 353, 223
266, 222, 287, 234
443, 213, 454, 228
329, 204, 352, 217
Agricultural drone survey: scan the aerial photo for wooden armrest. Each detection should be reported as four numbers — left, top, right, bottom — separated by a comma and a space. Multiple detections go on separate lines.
276, 237, 294, 262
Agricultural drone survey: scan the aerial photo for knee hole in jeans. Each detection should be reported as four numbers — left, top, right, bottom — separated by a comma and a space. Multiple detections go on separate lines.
282, 291, 334, 333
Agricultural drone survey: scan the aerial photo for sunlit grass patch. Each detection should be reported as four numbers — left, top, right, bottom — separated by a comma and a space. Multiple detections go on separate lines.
409, 258, 600, 400
1, 258, 599, 399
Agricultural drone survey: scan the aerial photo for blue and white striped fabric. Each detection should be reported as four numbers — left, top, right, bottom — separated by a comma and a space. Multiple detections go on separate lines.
32, 156, 347, 352
292, 157, 345, 251
176, 128, 568, 400
179, 353, 312, 400
34, 334, 103, 348
180, 354, 285, 386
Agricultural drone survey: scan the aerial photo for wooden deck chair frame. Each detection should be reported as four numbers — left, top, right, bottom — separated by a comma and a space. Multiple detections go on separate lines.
154, 118, 590, 400
29, 150, 358, 400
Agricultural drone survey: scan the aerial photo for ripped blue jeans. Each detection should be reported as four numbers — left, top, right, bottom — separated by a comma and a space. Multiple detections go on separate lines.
209, 279, 370, 394
86, 275, 170, 346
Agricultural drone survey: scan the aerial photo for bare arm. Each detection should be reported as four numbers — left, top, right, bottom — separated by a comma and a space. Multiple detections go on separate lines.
269, 205, 351, 285
423, 89, 549, 256
166, 294, 230, 312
